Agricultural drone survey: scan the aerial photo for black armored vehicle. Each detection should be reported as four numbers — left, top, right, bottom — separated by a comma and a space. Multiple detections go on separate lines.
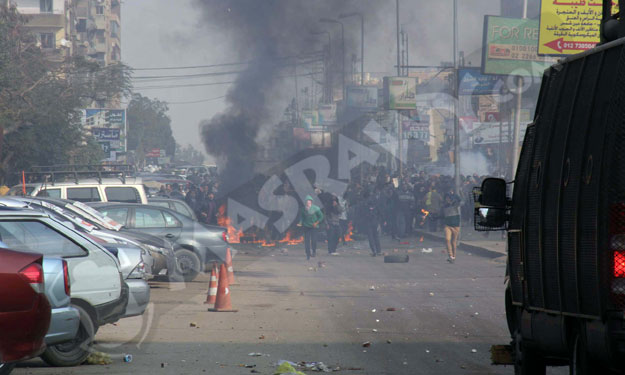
475, 1, 625, 374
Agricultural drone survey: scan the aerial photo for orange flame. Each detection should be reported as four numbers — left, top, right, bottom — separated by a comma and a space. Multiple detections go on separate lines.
279, 230, 304, 245
420, 209, 430, 226
344, 221, 354, 242
217, 205, 242, 243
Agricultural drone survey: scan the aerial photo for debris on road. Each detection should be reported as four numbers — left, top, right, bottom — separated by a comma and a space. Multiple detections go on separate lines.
421, 248, 433, 253
471, 349, 477, 353
189, 322, 198, 327
362, 341, 371, 347
371, 308, 376, 312
372, 329, 378, 332
161, 362, 168, 368
318, 261, 326, 268
259, 335, 265, 339
303, 361, 332, 372
274, 362, 305, 375
123, 354, 133, 363
429, 292, 435, 296
86, 351, 112, 365
386, 307, 396, 311
248, 353, 270, 357
369, 286, 376, 291
386, 340, 392, 344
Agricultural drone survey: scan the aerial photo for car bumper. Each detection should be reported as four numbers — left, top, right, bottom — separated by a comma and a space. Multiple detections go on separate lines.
123, 279, 150, 318
0, 295, 50, 363
45, 306, 80, 345
94, 281, 129, 326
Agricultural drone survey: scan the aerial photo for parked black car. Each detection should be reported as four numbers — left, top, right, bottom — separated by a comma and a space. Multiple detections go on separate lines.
89, 203, 230, 282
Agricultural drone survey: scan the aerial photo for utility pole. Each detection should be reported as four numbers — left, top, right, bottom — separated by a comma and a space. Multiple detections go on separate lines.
511, 0, 528, 179
396, 0, 404, 177
319, 18, 345, 100
453, 0, 460, 195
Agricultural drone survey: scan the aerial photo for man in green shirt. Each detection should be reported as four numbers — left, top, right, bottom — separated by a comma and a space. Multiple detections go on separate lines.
298, 195, 324, 260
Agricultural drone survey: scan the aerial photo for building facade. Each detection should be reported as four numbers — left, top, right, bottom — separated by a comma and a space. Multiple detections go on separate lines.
10, 0, 120, 66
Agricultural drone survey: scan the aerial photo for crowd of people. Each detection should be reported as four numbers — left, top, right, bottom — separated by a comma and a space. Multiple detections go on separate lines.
153, 179, 221, 225
151, 166, 488, 263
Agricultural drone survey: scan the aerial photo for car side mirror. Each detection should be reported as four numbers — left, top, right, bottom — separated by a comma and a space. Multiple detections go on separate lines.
473, 178, 509, 231
480, 178, 507, 207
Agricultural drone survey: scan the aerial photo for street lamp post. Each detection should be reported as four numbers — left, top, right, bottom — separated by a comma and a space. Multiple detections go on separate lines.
339, 12, 364, 86
319, 18, 345, 101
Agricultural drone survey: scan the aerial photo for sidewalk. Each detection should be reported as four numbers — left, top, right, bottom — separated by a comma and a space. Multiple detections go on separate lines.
413, 226, 507, 258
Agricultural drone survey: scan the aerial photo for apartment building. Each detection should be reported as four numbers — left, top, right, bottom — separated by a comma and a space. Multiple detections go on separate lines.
10, 0, 121, 66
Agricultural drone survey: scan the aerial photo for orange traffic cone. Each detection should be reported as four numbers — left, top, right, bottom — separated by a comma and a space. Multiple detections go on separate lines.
204, 263, 219, 305
207, 263, 238, 312
225, 247, 237, 285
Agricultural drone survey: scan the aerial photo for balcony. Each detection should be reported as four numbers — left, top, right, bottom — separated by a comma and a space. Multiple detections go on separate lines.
24, 13, 64, 29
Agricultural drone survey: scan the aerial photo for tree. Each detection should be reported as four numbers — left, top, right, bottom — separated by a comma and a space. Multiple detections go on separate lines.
127, 94, 176, 162
0, 5, 131, 183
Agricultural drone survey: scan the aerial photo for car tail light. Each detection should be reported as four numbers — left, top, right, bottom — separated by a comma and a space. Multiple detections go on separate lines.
19, 262, 44, 294
610, 203, 625, 307
222, 231, 229, 243
62, 260, 71, 296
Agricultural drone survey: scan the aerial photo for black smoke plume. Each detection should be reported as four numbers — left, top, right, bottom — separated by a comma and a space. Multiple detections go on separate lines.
195, 0, 383, 192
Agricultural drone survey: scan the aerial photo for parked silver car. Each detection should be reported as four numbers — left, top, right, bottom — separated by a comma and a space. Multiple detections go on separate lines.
41, 258, 80, 346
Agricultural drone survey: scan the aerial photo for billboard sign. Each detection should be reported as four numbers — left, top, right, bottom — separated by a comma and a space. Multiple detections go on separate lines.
539, 1, 617, 56
83, 109, 127, 160
346, 85, 379, 110
92, 127, 121, 141
482, 16, 557, 76
317, 104, 337, 126
383, 77, 417, 109
458, 68, 507, 95
301, 110, 323, 131
402, 120, 430, 141
471, 121, 530, 145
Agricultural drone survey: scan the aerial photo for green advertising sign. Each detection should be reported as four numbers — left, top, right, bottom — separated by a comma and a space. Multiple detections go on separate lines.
482, 16, 557, 77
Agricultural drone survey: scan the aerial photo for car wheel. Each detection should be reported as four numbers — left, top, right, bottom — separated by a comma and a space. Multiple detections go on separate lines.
514, 330, 546, 375
173, 249, 201, 282
40, 305, 94, 367
0, 363, 15, 375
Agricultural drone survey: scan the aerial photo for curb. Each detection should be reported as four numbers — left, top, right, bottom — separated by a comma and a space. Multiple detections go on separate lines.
413, 230, 505, 259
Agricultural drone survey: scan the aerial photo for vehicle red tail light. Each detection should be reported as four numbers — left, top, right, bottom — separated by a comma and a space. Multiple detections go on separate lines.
62, 260, 71, 296
222, 231, 229, 243
19, 262, 44, 293
615, 251, 625, 278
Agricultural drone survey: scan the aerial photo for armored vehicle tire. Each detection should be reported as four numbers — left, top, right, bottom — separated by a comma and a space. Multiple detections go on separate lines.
514, 330, 546, 375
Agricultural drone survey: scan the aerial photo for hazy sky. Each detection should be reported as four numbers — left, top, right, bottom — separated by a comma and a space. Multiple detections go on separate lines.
121, 0, 500, 157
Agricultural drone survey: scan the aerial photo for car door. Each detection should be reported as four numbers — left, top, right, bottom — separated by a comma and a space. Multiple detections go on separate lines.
131, 207, 182, 243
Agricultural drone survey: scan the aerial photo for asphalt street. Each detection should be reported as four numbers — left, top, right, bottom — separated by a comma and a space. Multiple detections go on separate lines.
14, 234, 568, 375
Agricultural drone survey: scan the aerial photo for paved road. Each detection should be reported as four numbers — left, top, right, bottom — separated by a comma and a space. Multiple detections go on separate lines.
14, 235, 567, 375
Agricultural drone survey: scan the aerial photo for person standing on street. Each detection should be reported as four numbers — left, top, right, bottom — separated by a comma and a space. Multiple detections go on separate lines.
442, 192, 462, 263
298, 195, 324, 260
425, 183, 442, 232
325, 196, 343, 255
363, 190, 382, 256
